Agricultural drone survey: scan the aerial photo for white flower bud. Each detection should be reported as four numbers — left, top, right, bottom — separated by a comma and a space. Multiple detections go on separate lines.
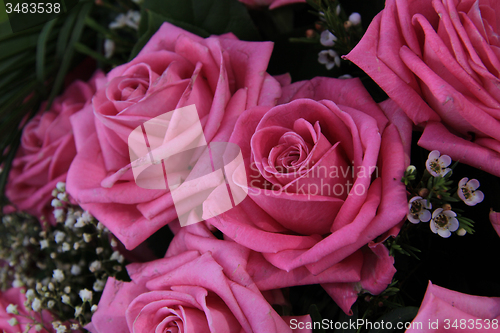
32, 298, 42, 312
348, 12, 362, 25
79, 289, 93, 302
56, 182, 66, 192
52, 269, 65, 282
6, 304, 18, 314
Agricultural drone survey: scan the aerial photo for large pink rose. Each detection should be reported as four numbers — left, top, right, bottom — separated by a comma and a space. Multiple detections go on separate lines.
87, 237, 312, 333
346, 0, 500, 177
204, 77, 411, 312
406, 281, 500, 332
66, 22, 282, 250
0, 288, 56, 332
5, 74, 101, 223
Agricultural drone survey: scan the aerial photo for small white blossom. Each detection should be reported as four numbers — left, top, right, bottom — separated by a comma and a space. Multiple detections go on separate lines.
93, 279, 105, 292
74, 242, 80, 250
83, 233, 92, 243
64, 286, 71, 294
104, 39, 115, 59
109, 10, 140, 30
91, 304, 98, 312
457, 228, 467, 236
96, 247, 104, 255
430, 208, 459, 238
320, 30, 337, 47
48, 282, 55, 291
110, 238, 118, 247
56, 182, 66, 192
8, 317, 19, 326
57, 192, 68, 202
53, 269, 65, 282
62, 243, 71, 252
54, 231, 66, 244
348, 12, 362, 26
318, 49, 341, 70
57, 325, 68, 333
32, 298, 42, 312
407, 196, 432, 224
71, 264, 82, 276
110, 251, 124, 264
74, 305, 83, 317
74, 218, 86, 228
53, 209, 65, 221
81, 211, 93, 222
47, 300, 55, 309
61, 295, 71, 305
89, 261, 102, 272
52, 188, 59, 197
338, 74, 353, 79
71, 323, 80, 330
109, 13, 127, 29
26, 289, 35, 300
12, 279, 23, 288
125, 10, 141, 30
51, 199, 62, 207
40, 240, 49, 250
457, 177, 484, 206
426, 150, 452, 177
35, 323, 43, 331
65, 215, 76, 228
79, 289, 93, 302
6, 304, 18, 314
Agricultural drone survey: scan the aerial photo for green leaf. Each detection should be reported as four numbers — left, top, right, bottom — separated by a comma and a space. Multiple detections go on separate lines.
47, 1, 93, 109
142, 0, 259, 40
334, 303, 358, 333
56, 2, 80, 59
0, 31, 39, 61
36, 18, 59, 82
367, 307, 419, 333
74, 42, 122, 65
129, 10, 210, 60
307, 304, 325, 333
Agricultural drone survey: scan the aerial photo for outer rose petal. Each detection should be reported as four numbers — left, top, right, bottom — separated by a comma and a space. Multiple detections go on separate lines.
5, 72, 103, 223
89, 245, 301, 333
406, 281, 500, 333
489, 209, 500, 238
345, 0, 500, 177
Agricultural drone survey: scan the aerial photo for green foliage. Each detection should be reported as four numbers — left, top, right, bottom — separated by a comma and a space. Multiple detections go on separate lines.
0, 1, 98, 208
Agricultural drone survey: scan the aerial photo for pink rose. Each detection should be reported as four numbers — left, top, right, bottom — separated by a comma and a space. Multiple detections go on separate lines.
87, 237, 312, 333
205, 77, 411, 312
0, 287, 56, 332
489, 209, 500, 238
66, 22, 282, 250
238, 0, 305, 10
346, 0, 500, 177
5, 74, 101, 223
406, 281, 500, 332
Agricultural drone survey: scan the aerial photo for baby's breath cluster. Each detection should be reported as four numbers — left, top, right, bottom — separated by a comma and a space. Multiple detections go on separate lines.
402, 151, 484, 238
1, 182, 129, 330
305, 0, 364, 70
